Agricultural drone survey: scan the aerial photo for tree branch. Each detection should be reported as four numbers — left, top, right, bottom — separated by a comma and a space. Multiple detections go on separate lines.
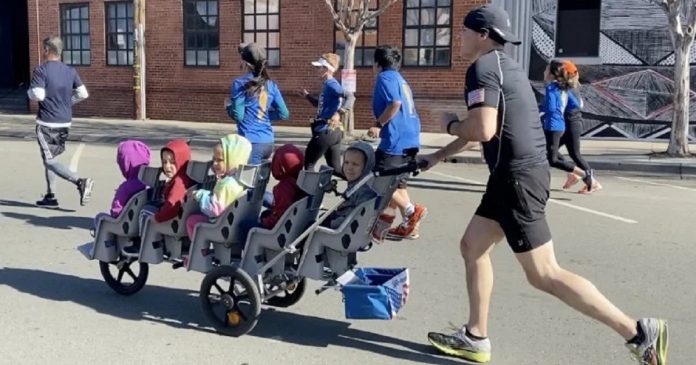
366, 0, 398, 21
357, 0, 370, 26
325, 0, 350, 34
686, 0, 696, 42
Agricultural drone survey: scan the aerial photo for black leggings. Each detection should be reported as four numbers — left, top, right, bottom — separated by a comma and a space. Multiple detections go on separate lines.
304, 128, 343, 171
545, 130, 576, 173
560, 120, 591, 172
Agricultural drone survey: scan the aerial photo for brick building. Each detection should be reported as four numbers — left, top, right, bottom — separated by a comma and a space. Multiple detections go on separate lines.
9, 0, 489, 132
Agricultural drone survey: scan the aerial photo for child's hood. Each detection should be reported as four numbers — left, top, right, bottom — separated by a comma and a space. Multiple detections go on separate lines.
220, 134, 252, 175
271, 144, 304, 180
345, 141, 375, 180
162, 139, 192, 176
117, 139, 151, 179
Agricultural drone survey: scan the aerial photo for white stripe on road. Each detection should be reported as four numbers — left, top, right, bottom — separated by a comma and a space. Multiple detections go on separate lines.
426, 170, 486, 186
547, 198, 637, 224
70, 143, 85, 172
424, 170, 638, 224
616, 176, 696, 192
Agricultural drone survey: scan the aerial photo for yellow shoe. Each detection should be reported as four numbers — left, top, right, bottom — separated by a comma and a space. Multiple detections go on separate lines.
427, 327, 491, 363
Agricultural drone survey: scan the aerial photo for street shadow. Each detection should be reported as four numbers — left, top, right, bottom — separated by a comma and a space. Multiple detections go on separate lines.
408, 183, 485, 194
1, 212, 92, 230
0, 267, 470, 363
0, 198, 76, 213
0, 267, 215, 334
252, 309, 471, 365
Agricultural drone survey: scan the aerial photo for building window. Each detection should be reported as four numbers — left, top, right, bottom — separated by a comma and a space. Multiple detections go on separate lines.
242, 0, 280, 66
183, 0, 220, 66
555, 0, 601, 62
334, 0, 378, 67
106, 2, 134, 66
403, 0, 452, 67
60, 3, 91, 66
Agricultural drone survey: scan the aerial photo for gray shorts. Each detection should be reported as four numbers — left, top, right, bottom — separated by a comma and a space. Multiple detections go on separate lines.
36, 124, 69, 160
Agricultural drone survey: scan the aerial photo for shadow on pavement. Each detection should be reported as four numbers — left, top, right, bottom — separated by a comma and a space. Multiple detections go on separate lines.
0, 267, 215, 334
0, 198, 76, 213
0, 267, 471, 364
1, 212, 92, 230
251, 309, 472, 365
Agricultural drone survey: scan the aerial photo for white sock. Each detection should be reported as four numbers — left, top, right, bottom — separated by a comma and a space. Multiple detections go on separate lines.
404, 203, 415, 218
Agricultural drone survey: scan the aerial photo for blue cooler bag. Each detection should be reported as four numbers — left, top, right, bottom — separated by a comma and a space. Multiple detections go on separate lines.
339, 268, 410, 320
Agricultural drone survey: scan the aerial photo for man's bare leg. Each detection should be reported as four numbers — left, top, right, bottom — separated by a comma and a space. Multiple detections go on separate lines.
461, 215, 505, 337
515, 241, 637, 339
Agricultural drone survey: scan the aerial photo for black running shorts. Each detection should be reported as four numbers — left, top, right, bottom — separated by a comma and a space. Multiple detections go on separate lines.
475, 163, 552, 253
374, 150, 413, 189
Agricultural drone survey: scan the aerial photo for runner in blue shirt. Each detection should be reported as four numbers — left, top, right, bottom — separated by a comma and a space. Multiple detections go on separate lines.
301, 52, 354, 171
227, 42, 289, 164
541, 59, 598, 193
367, 45, 426, 241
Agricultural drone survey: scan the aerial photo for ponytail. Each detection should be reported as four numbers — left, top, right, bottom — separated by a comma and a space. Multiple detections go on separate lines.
245, 60, 271, 96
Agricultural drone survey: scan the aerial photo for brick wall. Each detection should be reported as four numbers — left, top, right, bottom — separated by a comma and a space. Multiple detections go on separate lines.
28, 0, 489, 132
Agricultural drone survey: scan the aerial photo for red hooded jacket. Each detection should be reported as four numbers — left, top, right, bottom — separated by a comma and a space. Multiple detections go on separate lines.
154, 139, 194, 222
261, 144, 306, 229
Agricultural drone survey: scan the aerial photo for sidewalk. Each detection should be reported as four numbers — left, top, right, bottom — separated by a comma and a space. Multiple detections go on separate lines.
2, 113, 695, 178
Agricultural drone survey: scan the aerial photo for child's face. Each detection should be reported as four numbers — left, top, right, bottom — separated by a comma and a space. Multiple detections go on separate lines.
161, 150, 177, 178
212, 144, 225, 177
342, 149, 366, 182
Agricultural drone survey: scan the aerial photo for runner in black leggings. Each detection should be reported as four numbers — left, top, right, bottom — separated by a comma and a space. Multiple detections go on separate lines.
542, 60, 599, 193
560, 88, 601, 192
301, 53, 355, 171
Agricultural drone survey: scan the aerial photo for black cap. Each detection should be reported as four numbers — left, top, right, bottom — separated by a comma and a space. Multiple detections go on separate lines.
464, 5, 521, 45
238, 42, 267, 64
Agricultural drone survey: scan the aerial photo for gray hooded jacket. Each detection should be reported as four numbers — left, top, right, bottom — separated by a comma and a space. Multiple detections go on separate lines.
325, 141, 377, 229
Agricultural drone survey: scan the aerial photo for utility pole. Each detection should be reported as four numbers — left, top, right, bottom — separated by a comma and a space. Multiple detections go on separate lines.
133, 0, 146, 120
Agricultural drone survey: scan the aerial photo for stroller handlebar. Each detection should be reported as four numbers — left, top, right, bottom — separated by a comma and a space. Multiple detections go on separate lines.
374, 160, 428, 177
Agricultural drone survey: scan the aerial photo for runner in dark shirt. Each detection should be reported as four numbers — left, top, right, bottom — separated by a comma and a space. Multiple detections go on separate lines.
29, 36, 93, 207
419, 6, 667, 365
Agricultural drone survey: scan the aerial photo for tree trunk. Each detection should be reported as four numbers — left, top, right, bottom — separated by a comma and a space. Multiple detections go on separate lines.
342, 35, 359, 135
668, 38, 691, 156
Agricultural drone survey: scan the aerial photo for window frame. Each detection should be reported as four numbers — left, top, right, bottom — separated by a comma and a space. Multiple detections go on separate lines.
183, 0, 221, 68
241, 0, 281, 67
553, 0, 602, 64
105, 1, 135, 67
59, 3, 91, 66
402, 0, 453, 68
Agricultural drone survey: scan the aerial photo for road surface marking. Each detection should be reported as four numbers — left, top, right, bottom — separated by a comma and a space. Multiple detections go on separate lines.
70, 143, 85, 172
616, 176, 696, 192
425, 170, 637, 224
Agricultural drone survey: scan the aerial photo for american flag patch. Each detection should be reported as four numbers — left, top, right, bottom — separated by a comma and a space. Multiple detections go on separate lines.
467, 88, 486, 106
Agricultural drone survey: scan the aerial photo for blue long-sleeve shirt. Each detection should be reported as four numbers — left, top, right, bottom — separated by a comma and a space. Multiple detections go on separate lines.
228, 73, 289, 144
542, 82, 582, 132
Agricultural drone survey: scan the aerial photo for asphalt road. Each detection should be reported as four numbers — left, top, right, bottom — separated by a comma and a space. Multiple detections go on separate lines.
0, 139, 693, 365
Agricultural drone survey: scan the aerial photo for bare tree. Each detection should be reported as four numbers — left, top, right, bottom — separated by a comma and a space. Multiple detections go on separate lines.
651, 0, 696, 156
323, 0, 398, 135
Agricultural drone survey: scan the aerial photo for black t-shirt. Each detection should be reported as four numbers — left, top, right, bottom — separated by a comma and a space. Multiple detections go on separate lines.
465, 50, 547, 173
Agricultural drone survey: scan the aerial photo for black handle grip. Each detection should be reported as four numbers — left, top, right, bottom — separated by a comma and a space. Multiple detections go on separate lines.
374, 160, 427, 177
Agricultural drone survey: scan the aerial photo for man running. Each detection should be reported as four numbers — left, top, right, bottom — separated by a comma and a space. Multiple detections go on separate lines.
420, 6, 667, 365
29, 36, 94, 207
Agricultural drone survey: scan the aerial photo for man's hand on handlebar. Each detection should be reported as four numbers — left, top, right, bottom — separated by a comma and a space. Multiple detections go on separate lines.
417, 153, 440, 171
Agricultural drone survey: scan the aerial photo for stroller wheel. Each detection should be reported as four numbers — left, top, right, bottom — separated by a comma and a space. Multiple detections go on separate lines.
200, 265, 261, 337
99, 258, 149, 295
264, 277, 307, 308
